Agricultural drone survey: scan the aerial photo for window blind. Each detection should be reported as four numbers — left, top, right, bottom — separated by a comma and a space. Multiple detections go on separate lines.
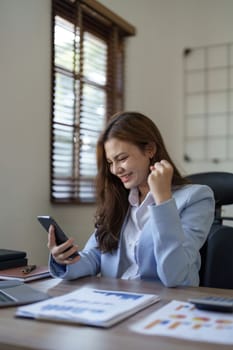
51, 0, 135, 203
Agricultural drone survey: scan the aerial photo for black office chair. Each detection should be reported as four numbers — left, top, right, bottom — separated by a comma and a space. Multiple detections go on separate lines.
187, 172, 233, 289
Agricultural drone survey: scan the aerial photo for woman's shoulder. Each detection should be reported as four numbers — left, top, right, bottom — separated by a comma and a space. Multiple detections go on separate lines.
173, 183, 214, 202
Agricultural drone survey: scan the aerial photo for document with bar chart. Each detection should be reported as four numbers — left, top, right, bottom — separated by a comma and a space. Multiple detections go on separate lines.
131, 300, 233, 345
16, 287, 160, 328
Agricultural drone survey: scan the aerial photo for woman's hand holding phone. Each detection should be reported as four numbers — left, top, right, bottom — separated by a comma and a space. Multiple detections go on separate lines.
37, 215, 80, 265
48, 225, 80, 265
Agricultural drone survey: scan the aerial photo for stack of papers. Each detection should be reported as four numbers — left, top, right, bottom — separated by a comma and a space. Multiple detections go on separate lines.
16, 287, 160, 327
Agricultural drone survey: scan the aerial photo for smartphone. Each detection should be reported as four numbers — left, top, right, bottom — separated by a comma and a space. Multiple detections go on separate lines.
37, 215, 79, 258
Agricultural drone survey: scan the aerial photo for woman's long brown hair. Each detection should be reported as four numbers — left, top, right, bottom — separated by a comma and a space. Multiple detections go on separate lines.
95, 112, 188, 253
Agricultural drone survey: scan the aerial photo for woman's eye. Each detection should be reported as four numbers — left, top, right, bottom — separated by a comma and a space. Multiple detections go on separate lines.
119, 156, 127, 162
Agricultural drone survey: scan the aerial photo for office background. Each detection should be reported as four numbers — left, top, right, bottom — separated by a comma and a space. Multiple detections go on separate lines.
0, 0, 232, 265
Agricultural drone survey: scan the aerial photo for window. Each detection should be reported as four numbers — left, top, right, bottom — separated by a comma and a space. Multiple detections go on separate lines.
51, 0, 135, 203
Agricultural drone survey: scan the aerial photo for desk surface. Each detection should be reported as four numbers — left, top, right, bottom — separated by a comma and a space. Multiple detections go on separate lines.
0, 276, 232, 350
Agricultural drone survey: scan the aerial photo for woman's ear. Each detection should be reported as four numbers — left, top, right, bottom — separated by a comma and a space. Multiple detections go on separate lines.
145, 142, 156, 158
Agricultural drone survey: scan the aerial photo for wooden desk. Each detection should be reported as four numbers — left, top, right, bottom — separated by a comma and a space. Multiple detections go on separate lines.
0, 276, 232, 350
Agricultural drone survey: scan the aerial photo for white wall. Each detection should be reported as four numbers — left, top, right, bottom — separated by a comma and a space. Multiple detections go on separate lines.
0, 0, 232, 265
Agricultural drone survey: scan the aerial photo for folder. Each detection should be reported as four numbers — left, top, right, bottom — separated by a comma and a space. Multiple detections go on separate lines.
0, 249, 27, 270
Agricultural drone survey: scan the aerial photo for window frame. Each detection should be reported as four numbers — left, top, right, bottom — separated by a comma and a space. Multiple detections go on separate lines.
51, 0, 135, 204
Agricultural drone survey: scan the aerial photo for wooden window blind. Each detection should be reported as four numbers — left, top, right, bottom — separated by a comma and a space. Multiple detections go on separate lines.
51, 0, 135, 204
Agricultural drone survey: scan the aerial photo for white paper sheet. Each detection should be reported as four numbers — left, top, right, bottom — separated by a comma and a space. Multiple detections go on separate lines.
16, 287, 160, 327
131, 300, 233, 345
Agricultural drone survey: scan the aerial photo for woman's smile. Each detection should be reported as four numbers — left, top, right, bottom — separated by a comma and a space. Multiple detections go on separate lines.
119, 173, 132, 183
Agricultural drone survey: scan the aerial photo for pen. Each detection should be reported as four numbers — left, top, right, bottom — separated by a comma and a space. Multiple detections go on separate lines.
21, 264, 37, 274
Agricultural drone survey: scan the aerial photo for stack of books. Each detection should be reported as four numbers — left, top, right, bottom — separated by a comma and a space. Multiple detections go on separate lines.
0, 249, 28, 270
0, 249, 51, 282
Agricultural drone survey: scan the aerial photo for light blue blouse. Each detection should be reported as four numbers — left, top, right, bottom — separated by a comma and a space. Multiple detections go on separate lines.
49, 184, 215, 287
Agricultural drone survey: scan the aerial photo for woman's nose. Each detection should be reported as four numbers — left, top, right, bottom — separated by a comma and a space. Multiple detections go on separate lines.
111, 162, 117, 174
111, 163, 123, 175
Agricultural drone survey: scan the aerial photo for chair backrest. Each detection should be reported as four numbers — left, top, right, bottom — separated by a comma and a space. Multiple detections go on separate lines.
187, 172, 233, 289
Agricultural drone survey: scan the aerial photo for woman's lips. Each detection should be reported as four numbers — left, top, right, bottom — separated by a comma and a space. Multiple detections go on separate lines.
120, 173, 131, 183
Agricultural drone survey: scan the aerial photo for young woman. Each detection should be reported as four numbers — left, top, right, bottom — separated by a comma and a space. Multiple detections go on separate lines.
48, 112, 215, 287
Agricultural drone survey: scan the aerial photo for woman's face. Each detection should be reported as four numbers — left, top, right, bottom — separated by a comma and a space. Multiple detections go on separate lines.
104, 138, 153, 193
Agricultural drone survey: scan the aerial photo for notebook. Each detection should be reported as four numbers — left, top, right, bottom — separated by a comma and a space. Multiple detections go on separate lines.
0, 265, 51, 282
0, 249, 27, 270
0, 249, 26, 261
0, 280, 50, 307
0, 258, 28, 270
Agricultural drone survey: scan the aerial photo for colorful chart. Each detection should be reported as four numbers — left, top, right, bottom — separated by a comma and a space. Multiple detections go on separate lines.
131, 300, 233, 345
